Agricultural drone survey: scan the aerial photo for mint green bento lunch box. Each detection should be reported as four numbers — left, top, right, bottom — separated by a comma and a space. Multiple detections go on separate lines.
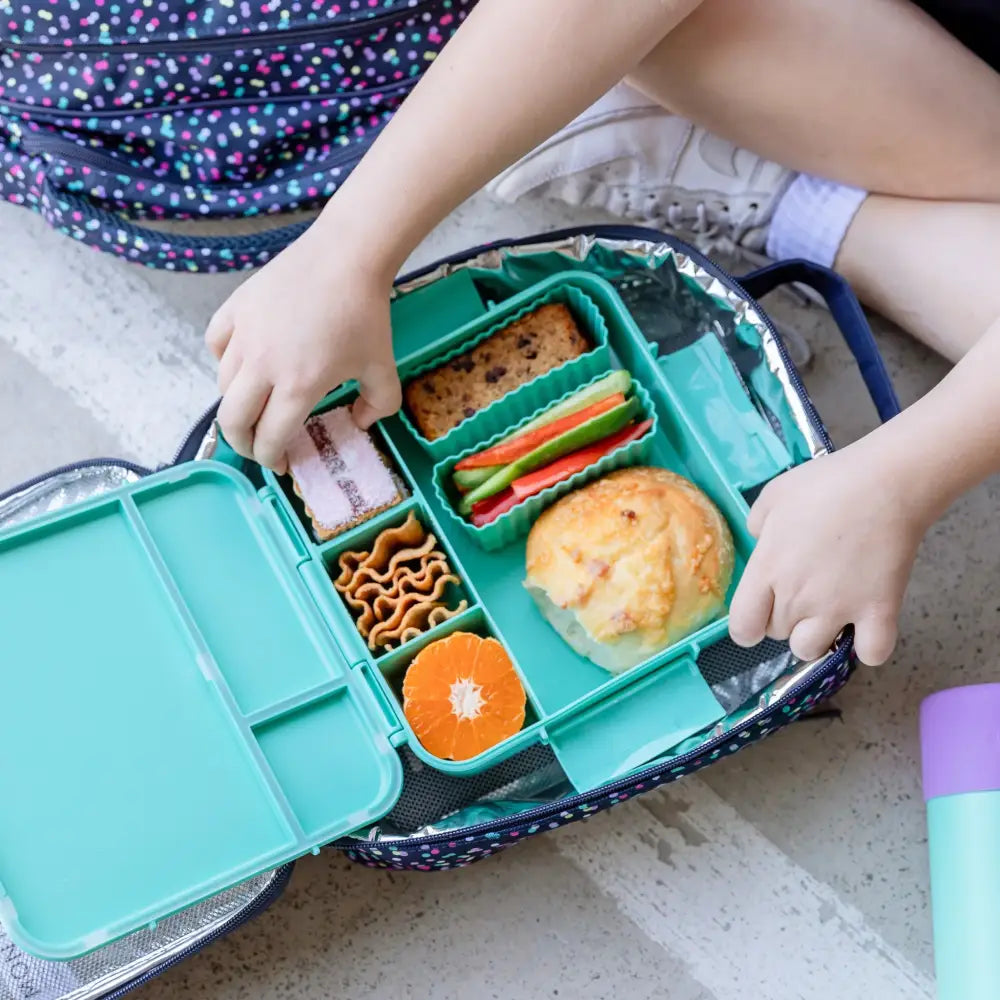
0, 228, 889, 969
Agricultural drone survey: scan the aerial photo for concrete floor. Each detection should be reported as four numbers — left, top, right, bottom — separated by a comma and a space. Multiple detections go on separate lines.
2, 189, 990, 999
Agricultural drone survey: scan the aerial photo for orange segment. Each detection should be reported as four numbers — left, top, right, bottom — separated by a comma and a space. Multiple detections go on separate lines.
402, 632, 527, 761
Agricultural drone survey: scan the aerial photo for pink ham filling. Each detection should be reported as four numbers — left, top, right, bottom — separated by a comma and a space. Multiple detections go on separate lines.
288, 407, 399, 530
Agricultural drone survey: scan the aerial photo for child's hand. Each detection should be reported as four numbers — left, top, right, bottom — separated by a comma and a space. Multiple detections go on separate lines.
205, 228, 400, 474
728, 445, 925, 665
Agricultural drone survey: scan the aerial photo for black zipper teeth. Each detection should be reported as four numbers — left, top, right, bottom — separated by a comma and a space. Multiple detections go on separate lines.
349, 644, 851, 849
0, 457, 152, 505
171, 401, 220, 465
101, 865, 294, 1000
22, 126, 371, 181
6, 0, 436, 54
2, 75, 413, 120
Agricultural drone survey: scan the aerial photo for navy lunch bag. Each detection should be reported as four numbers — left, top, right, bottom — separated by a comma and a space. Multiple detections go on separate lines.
0, 0, 473, 270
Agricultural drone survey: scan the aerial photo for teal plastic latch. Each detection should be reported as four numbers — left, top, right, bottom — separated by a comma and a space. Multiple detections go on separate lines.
358, 663, 407, 745
658, 333, 792, 492
257, 488, 309, 564
391, 270, 487, 367
546, 656, 726, 791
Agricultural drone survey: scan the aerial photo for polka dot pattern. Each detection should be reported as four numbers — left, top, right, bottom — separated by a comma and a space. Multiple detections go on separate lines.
0, 0, 472, 269
342, 649, 855, 871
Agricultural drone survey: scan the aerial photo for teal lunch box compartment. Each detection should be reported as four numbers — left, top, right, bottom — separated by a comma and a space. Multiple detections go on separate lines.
0, 463, 404, 961
430, 372, 658, 552
0, 270, 761, 962
383, 275, 755, 791
397, 272, 614, 461
257, 410, 552, 776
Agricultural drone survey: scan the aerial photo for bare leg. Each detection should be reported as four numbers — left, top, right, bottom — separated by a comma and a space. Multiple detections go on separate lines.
625, 0, 1000, 361
628, 0, 1000, 202
836, 197, 1000, 362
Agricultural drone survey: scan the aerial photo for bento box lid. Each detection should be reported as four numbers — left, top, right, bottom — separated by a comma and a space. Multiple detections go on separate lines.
0, 461, 403, 960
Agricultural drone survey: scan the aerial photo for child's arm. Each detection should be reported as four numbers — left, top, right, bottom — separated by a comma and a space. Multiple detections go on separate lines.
729, 313, 1000, 665
206, 0, 702, 473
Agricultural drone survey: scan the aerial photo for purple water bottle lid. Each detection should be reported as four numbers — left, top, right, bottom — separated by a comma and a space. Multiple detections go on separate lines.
921, 684, 1000, 801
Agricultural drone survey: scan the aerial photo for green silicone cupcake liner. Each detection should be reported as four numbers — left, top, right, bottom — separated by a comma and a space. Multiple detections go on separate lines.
398, 273, 614, 462
432, 376, 658, 552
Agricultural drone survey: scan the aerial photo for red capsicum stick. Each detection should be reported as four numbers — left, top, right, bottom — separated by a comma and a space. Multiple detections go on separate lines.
469, 488, 520, 527
511, 420, 654, 500
470, 419, 655, 526
455, 393, 626, 470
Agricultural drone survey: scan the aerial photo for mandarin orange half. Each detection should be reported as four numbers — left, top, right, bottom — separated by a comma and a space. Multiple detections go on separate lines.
402, 632, 527, 761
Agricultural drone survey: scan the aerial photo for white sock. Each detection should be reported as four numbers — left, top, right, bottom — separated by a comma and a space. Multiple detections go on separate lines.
766, 174, 868, 268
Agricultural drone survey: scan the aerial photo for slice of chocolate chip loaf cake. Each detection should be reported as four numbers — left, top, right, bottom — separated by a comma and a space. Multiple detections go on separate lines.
403, 303, 590, 441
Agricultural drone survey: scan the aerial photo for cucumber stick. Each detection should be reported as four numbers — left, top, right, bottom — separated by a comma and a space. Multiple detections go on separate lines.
458, 397, 641, 514
454, 466, 500, 491
494, 370, 632, 444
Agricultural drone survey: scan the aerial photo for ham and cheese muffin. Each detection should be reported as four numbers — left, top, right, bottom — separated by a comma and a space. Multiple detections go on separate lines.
524, 467, 735, 673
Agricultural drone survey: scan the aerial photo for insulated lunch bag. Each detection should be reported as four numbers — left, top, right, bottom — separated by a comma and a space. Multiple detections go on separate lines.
0, 227, 900, 997
0, 0, 473, 269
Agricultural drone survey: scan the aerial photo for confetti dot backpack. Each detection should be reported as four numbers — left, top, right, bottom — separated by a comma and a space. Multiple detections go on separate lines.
0, 224, 899, 998
0, 0, 474, 268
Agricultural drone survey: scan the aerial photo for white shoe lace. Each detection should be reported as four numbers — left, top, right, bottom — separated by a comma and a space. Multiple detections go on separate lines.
663, 200, 769, 267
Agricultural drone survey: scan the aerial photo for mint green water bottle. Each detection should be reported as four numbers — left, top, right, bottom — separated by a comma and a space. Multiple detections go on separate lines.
921, 684, 1000, 999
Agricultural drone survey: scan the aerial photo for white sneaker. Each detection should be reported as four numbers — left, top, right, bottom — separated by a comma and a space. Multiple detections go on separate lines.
486, 83, 813, 368
487, 83, 794, 260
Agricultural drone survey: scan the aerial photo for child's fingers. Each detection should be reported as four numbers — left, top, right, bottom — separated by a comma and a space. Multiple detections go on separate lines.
251, 389, 312, 473
746, 482, 779, 538
353, 362, 402, 430
727, 557, 774, 648
852, 614, 898, 666
217, 370, 272, 459
205, 302, 236, 361
217, 342, 242, 395
764, 592, 797, 641
788, 617, 838, 662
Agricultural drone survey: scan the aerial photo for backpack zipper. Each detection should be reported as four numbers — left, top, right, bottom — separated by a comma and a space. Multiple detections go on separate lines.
171, 400, 220, 465
20, 125, 373, 181
345, 643, 850, 849
2, 74, 414, 120
5, 0, 437, 55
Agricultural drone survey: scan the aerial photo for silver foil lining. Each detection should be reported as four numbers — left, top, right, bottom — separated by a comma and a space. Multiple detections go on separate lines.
0, 465, 143, 528
0, 872, 283, 1000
